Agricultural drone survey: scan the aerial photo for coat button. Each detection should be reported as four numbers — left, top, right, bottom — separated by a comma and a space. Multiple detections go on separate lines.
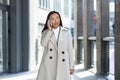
62, 59, 65, 62
50, 48, 52, 51
62, 51, 64, 54
49, 56, 52, 59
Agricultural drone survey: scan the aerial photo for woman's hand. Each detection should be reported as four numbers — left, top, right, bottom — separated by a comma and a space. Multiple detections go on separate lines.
47, 20, 52, 30
70, 69, 74, 75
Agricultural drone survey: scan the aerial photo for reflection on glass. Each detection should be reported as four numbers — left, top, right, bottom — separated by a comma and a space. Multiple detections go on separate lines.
0, 10, 3, 72
0, 9, 8, 73
0, 0, 10, 5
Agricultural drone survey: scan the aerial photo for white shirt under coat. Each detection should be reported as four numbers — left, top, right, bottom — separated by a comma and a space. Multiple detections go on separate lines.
52, 26, 60, 40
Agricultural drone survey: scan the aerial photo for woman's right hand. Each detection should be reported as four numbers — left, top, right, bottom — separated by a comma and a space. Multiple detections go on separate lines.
47, 20, 52, 30
70, 69, 74, 75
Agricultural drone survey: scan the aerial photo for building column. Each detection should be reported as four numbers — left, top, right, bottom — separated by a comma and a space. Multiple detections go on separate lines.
74, 0, 83, 64
21, 0, 29, 71
9, 0, 29, 73
96, 0, 109, 75
115, 0, 120, 79
83, 0, 94, 69
9, 0, 22, 73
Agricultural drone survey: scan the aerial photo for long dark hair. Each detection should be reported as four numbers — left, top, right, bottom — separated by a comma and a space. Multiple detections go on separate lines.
42, 11, 63, 32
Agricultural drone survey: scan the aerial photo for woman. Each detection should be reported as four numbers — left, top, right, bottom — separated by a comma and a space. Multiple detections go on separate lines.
36, 11, 74, 80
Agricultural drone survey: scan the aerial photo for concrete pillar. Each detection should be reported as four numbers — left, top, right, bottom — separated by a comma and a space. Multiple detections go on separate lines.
9, 0, 22, 73
115, 0, 120, 79
9, 0, 29, 73
21, 0, 29, 71
83, 0, 94, 69
96, 0, 109, 75
74, 0, 83, 64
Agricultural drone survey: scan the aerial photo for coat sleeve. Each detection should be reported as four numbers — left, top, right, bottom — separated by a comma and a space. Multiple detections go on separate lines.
67, 31, 74, 69
40, 29, 53, 47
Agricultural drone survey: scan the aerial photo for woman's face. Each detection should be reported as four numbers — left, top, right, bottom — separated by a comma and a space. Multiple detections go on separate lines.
49, 13, 60, 29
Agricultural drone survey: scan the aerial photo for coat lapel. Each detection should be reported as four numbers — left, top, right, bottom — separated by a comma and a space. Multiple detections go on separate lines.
50, 32, 58, 50
50, 27, 63, 51
57, 27, 64, 48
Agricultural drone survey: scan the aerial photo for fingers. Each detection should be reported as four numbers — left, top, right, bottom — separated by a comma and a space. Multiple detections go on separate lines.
47, 20, 51, 29
70, 69, 74, 75
47, 20, 53, 30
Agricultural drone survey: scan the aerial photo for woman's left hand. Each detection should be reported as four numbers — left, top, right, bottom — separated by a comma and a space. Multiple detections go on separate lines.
70, 69, 74, 75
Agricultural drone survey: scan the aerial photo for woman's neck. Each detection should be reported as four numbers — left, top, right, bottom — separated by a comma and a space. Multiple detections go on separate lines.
53, 26, 59, 29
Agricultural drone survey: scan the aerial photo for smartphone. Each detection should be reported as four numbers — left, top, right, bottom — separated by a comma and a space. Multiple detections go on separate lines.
50, 22, 52, 28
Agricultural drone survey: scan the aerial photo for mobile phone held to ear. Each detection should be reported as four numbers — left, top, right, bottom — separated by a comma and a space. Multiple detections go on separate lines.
50, 22, 52, 28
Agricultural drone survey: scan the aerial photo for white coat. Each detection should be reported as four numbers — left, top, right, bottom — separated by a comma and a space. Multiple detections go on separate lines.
36, 27, 74, 80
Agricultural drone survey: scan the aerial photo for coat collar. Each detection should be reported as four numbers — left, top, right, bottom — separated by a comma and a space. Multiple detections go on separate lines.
50, 26, 69, 51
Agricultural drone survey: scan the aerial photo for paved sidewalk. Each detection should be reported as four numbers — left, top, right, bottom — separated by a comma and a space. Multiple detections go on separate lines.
0, 64, 114, 80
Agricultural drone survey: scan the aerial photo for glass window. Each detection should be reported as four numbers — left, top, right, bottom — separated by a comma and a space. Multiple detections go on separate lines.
54, 0, 61, 13
46, 0, 50, 10
64, 0, 69, 17
43, 0, 47, 9
39, 0, 44, 8
71, 0, 74, 20
0, 10, 8, 73
0, 0, 9, 74
39, 0, 50, 10
0, 10, 3, 72
0, 0, 10, 5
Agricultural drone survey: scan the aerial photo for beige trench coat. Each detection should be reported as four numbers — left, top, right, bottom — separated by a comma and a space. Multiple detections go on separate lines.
36, 27, 74, 80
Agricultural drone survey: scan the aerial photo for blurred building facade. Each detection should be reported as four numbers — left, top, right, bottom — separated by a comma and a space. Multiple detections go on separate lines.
2, 0, 120, 80
0, 0, 74, 74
